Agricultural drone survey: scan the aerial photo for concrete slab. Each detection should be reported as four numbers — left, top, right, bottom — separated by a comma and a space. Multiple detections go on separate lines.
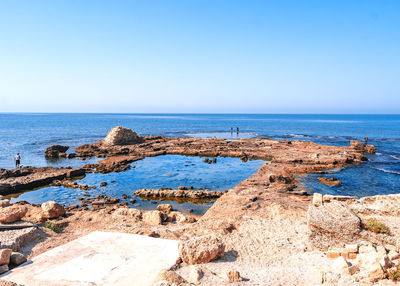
1, 231, 179, 286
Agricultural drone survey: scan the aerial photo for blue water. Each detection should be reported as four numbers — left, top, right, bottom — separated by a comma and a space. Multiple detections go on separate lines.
1, 113, 400, 209
9, 155, 264, 215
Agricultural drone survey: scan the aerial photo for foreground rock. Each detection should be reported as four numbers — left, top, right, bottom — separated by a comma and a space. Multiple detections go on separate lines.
41, 201, 65, 219
101, 126, 144, 146
0, 206, 28, 224
179, 234, 225, 265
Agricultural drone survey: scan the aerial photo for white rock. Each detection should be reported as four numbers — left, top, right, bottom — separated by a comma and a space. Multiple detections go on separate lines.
344, 244, 358, 253
188, 266, 204, 284
388, 251, 399, 261
313, 193, 323, 207
333, 256, 350, 273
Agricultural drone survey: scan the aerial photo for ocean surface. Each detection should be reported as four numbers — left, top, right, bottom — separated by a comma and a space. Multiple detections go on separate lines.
1, 114, 400, 214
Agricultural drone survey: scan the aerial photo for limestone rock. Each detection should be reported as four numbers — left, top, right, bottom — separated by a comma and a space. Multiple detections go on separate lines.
157, 204, 173, 214
154, 269, 187, 285
226, 270, 243, 283
308, 201, 361, 248
365, 145, 376, 154
10, 252, 27, 266
102, 126, 144, 146
0, 248, 12, 265
41, 201, 66, 219
0, 205, 28, 223
313, 193, 323, 206
350, 140, 365, 150
178, 234, 225, 265
368, 263, 385, 282
142, 210, 162, 225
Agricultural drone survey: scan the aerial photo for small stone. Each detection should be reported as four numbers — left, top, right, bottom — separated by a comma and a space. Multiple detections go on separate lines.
10, 252, 27, 266
344, 265, 359, 275
332, 256, 349, 273
100, 182, 107, 187
0, 264, 9, 274
313, 193, 323, 206
226, 270, 242, 283
188, 266, 204, 284
0, 249, 12, 265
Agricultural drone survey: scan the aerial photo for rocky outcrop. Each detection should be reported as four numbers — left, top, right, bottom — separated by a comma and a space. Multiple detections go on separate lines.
101, 126, 144, 146
178, 234, 225, 265
44, 145, 69, 158
317, 177, 342, 186
0, 167, 85, 195
308, 201, 361, 249
134, 188, 223, 201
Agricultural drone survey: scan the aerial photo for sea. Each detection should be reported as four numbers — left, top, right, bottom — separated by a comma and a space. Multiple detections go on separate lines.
0, 113, 399, 215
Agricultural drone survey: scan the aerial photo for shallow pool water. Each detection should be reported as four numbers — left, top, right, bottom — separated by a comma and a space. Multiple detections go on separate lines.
10, 155, 265, 215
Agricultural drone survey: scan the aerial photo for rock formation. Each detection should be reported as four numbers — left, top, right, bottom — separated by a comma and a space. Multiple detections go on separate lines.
44, 145, 69, 158
101, 126, 144, 146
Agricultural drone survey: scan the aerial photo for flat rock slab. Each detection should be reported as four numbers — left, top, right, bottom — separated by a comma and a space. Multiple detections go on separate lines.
1, 231, 179, 286
0, 224, 39, 251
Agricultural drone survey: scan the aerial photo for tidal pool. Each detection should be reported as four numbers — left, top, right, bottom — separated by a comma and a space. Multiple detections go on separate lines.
10, 155, 265, 215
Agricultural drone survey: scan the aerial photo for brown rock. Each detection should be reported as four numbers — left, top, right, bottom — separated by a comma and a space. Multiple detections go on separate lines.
10, 252, 27, 266
226, 270, 242, 283
41, 201, 66, 219
365, 144, 376, 154
154, 269, 187, 285
157, 204, 173, 214
45, 145, 69, 158
318, 177, 342, 186
179, 234, 225, 265
0, 205, 28, 223
0, 264, 9, 275
0, 248, 12, 265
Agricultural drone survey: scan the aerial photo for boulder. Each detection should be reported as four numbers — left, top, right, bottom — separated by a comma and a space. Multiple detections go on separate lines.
178, 234, 225, 265
45, 145, 69, 158
41, 201, 66, 219
10, 252, 27, 266
156, 204, 173, 214
307, 201, 361, 249
142, 210, 162, 225
0, 205, 28, 223
0, 248, 12, 265
101, 126, 144, 146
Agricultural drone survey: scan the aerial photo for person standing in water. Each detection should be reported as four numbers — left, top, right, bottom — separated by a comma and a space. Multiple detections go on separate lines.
14, 153, 21, 168
230, 127, 233, 134
236, 127, 239, 134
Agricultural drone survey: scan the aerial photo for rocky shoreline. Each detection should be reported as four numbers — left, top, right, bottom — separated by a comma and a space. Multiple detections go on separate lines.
2, 126, 399, 285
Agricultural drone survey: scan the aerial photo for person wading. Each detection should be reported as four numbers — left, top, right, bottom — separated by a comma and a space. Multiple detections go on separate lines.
14, 153, 21, 168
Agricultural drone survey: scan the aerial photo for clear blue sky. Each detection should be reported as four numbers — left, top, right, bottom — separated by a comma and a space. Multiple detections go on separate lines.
0, 0, 399, 113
